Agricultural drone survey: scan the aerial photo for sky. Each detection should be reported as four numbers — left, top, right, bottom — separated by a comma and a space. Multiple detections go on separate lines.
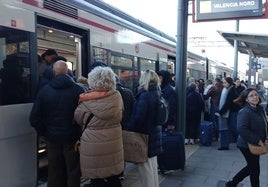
101, 0, 268, 73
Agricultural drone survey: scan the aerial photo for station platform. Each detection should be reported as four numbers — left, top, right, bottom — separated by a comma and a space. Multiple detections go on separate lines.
40, 141, 268, 187
119, 142, 268, 187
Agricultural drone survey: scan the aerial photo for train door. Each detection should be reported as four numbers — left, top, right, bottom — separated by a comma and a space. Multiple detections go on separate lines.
36, 16, 89, 183
0, 27, 37, 186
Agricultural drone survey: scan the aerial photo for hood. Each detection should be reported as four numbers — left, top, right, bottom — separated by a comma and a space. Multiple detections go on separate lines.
49, 74, 75, 89
157, 70, 171, 89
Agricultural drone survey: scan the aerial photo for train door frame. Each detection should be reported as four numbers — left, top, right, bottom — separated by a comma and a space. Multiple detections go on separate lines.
35, 15, 90, 183
0, 25, 38, 186
168, 55, 176, 74
36, 16, 90, 78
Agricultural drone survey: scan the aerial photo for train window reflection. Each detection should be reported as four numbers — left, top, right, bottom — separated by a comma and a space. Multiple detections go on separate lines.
92, 47, 108, 64
111, 55, 133, 68
140, 58, 156, 71
0, 26, 31, 105
159, 61, 168, 71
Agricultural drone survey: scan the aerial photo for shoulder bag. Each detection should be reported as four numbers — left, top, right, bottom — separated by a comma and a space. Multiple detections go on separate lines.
248, 111, 268, 155
248, 142, 268, 155
74, 113, 94, 152
122, 130, 148, 163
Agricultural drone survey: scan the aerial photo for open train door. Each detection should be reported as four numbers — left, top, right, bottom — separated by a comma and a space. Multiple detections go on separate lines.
36, 16, 90, 183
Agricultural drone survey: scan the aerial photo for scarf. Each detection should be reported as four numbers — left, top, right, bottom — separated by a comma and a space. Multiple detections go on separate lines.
219, 85, 232, 118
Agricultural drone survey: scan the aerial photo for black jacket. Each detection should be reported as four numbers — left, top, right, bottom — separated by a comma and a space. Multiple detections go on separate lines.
30, 74, 85, 144
116, 83, 135, 130
128, 84, 163, 158
237, 103, 268, 148
157, 70, 177, 129
219, 86, 242, 115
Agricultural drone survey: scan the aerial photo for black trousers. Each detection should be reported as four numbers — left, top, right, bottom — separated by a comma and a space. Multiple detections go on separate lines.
47, 141, 81, 187
91, 175, 122, 187
231, 146, 260, 187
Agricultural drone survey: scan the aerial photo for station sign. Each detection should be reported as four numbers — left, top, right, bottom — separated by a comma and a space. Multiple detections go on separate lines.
194, 0, 264, 21
259, 58, 268, 69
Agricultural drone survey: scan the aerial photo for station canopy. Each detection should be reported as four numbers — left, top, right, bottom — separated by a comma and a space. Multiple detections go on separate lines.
218, 31, 268, 58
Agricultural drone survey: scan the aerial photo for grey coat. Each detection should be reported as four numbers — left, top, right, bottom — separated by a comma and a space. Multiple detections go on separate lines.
237, 103, 268, 148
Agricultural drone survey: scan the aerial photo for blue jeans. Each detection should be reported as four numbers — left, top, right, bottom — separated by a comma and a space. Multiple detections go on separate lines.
219, 129, 229, 148
210, 105, 219, 139
229, 112, 238, 142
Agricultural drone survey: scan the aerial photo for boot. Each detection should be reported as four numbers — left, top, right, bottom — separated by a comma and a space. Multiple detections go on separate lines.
225, 180, 237, 187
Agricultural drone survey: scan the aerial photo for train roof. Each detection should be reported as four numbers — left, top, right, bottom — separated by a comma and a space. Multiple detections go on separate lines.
61, 0, 176, 47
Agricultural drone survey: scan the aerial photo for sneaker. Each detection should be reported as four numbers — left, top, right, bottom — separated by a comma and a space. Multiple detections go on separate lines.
185, 139, 189, 145
190, 139, 195, 145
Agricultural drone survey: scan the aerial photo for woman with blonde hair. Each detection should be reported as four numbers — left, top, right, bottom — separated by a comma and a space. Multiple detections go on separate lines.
74, 66, 124, 187
128, 69, 163, 187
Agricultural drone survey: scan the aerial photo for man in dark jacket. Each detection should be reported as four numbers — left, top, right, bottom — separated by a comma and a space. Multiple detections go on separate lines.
115, 75, 135, 180
157, 70, 177, 131
30, 60, 85, 187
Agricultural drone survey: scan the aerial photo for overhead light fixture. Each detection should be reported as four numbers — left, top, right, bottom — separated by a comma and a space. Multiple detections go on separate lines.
48, 29, 53, 33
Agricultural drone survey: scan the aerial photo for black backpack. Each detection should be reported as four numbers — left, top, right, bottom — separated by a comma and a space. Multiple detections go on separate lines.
156, 95, 169, 125
117, 85, 135, 130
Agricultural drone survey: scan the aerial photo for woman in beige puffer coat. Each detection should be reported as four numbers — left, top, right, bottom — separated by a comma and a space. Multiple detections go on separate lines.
74, 66, 124, 187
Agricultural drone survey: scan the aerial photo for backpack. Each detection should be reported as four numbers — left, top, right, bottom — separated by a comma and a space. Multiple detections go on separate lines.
117, 85, 135, 130
156, 96, 169, 125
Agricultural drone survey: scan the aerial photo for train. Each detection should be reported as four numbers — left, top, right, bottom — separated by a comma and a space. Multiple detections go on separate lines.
0, 0, 233, 186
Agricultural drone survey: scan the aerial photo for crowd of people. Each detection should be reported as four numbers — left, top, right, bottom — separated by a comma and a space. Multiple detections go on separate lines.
30, 48, 267, 187
186, 76, 267, 187
30, 49, 179, 187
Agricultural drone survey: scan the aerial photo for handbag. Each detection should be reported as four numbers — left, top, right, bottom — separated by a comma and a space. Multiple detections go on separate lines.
122, 130, 148, 163
74, 113, 94, 152
248, 111, 268, 155
248, 143, 268, 155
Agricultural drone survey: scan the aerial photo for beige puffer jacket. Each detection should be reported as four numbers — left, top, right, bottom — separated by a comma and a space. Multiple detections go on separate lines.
74, 90, 124, 179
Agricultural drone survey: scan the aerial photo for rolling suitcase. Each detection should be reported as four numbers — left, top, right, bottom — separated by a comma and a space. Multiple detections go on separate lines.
157, 131, 185, 173
199, 121, 213, 146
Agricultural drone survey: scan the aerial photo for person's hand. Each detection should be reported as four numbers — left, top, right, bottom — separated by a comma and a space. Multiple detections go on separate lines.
166, 125, 175, 132
258, 140, 265, 146
215, 112, 220, 117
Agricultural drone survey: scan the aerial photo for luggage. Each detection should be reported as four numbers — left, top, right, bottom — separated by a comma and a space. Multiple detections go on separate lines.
199, 121, 213, 146
157, 131, 185, 173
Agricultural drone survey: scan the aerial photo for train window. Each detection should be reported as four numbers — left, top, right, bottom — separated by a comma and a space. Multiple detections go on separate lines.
113, 68, 138, 91
159, 61, 168, 71
111, 55, 133, 68
140, 58, 156, 71
0, 26, 31, 105
92, 47, 108, 65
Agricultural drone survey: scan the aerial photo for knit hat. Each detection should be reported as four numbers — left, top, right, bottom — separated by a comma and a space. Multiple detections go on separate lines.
224, 77, 233, 85
91, 61, 107, 70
